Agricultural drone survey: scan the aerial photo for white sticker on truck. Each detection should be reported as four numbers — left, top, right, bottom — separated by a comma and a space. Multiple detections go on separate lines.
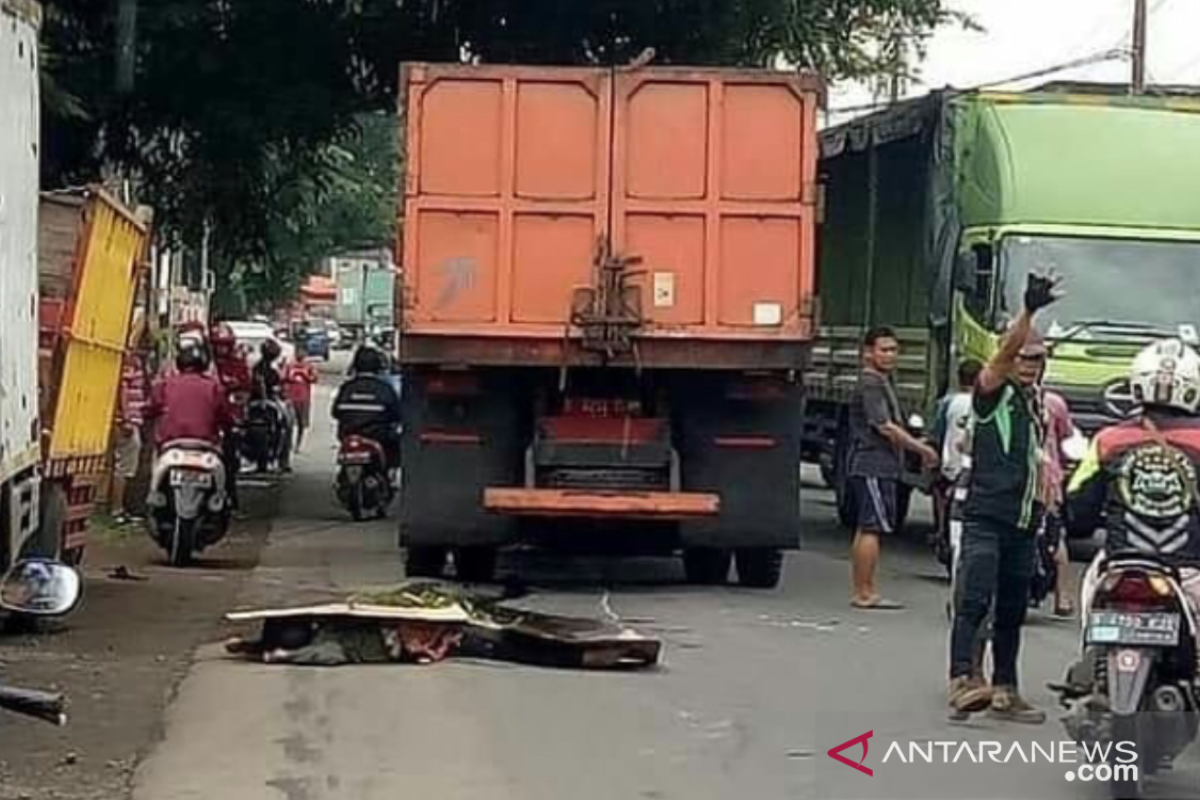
653, 272, 675, 308
753, 302, 782, 326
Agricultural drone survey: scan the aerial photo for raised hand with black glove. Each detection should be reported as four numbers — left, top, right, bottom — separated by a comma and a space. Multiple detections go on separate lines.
1024, 272, 1061, 314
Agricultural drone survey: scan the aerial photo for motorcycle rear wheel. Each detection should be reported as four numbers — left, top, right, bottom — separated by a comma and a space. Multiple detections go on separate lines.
169, 518, 197, 568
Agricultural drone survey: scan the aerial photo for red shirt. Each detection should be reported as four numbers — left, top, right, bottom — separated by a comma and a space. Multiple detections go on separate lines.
145, 372, 235, 447
284, 362, 318, 406
118, 352, 149, 427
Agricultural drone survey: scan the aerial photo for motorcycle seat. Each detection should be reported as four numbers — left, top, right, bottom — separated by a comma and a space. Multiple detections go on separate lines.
160, 438, 223, 455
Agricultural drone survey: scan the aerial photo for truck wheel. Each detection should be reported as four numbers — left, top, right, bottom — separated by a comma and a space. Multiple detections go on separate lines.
455, 546, 497, 584
404, 546, 446, 578
818, 457, 836, 490
682, 548, 732, 585
735, 548, 784, 589
26, 484, 70, 561
831, 429, 855, 529
894, 485, 912, 535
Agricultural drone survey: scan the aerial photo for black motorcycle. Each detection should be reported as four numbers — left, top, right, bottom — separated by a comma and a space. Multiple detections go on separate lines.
242, 398, 289, 473
1053, 552, 1199, 799
335, 435, 393, 521
0, 558, 82, 725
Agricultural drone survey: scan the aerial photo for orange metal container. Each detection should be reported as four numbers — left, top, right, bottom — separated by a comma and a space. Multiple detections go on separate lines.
399, 63, 821, 367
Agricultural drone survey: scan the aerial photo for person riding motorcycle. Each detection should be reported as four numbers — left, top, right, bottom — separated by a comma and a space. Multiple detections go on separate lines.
210, 322, 250, 508
144, 341, 236, 507
332, 345, 402, 474
250, 338, 293, 471
1066, 338, 1200, 660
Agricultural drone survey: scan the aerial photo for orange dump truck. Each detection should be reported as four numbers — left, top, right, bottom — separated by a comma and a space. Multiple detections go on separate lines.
398, 64, 822, 588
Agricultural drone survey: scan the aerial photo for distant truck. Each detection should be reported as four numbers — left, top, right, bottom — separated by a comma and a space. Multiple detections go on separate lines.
804, 90, 1200, 526
333, 255, 396, 341
396, 63, 821, 588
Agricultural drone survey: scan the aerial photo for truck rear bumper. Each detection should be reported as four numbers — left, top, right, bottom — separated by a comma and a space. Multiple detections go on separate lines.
484, 488, 720, 521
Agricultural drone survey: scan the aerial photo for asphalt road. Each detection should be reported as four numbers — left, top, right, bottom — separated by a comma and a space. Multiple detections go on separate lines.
130, 371, 1200, 800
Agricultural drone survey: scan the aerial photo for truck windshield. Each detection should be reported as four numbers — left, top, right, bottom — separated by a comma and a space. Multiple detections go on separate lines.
1000, 234, 1200, 340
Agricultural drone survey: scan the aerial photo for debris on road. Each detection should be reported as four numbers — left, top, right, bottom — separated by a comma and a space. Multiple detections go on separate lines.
224, 581, 662, 670
106, 566, 147, 582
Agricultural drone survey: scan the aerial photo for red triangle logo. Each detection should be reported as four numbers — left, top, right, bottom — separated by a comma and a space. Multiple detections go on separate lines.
828, 730, 874, 776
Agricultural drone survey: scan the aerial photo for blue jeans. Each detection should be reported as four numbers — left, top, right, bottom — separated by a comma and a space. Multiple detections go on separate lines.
949, 518, 1036, 687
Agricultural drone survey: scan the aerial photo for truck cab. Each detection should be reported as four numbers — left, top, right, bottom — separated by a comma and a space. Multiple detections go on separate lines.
949, 93, 1200, 433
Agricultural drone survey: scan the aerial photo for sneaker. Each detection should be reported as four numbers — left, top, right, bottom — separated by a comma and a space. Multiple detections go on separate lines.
987, 686, 1046, 725
947, 675, 993, 716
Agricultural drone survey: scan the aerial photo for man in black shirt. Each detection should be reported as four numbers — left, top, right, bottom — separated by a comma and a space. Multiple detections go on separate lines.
848, 326, 940, 609
332, 346, 402, 471
947, 273, 1060, 723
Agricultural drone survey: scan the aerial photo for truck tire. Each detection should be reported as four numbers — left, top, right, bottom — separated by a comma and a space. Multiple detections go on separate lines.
735, 548, 784, 589
404, 546, 447, 578
832, 433, 855, 529
682, 548, 732, 585
895, 485, 912, 535
455, 546, 497, 584
29, 484, 69, 560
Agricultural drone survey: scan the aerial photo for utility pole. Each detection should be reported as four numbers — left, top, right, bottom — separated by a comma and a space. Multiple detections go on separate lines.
115, 0, 138, 93
1131, 0, 1148, 94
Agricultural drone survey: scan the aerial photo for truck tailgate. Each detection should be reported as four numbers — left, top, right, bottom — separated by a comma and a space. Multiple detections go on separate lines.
40, 190, 148, 463
400, 64, 820, 352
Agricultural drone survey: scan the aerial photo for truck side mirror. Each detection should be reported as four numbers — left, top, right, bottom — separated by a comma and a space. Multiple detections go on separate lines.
960, 243, 994, 321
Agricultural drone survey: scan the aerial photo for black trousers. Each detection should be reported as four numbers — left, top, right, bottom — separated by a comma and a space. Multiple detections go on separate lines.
949, 518, 1036, 688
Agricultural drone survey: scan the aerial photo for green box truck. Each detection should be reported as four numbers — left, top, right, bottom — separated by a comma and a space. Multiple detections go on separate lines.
333, 254, 396, 341
805, 90, 1200, 524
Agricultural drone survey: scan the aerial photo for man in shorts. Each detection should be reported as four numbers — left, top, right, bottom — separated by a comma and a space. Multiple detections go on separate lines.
847, 326, 939, 610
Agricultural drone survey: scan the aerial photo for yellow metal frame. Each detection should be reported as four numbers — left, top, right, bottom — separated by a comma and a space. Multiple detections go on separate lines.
46, 189, 148, 462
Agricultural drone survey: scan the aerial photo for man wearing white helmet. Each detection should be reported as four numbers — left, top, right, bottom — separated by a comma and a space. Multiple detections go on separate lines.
1067, 338, 1200, 633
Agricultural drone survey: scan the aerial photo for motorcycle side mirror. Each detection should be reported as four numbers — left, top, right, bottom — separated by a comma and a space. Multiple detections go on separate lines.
0, 558, 82, 617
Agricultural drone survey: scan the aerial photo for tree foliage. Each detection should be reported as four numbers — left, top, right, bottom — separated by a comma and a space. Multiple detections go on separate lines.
42, 0, 953, 306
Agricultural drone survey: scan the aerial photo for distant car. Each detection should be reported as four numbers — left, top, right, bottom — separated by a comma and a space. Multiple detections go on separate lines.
227, 320, 294, 367
328, 322, 350, 350
300, 327, 331, 361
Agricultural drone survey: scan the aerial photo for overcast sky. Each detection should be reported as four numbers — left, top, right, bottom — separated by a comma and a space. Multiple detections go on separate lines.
829, 0, 1200, 118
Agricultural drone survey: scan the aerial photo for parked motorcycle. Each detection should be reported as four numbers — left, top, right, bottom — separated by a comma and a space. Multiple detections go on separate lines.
335, 435, 393, 521
0, 558, 81, 725
147, 439, 231, 567
242, 398, 288, 472
1053, 552, 1200, 799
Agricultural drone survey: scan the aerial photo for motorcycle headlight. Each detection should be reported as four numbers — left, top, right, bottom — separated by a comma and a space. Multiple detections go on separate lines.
1061, 431, 1089, 463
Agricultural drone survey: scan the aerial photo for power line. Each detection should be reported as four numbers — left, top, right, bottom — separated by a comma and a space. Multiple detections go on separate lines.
826, 48, 1130, 116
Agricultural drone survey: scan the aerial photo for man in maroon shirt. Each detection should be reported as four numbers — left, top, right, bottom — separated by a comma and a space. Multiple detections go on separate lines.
145, 344, 235, 447
144, 344, 237, 510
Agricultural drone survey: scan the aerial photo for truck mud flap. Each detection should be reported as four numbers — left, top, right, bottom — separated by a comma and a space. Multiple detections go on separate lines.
484, 487, 719, 520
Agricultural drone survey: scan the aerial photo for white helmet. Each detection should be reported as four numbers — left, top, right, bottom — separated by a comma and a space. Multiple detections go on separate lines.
1129, 338, 1200, 414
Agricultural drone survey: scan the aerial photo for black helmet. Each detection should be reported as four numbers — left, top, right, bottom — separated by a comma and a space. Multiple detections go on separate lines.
352, 345, 386, 375
260, 338, 282, 363
176, 341, 210, 373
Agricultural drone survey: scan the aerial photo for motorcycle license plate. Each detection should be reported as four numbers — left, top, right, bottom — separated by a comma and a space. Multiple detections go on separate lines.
177, 452, 212, 468
170, 471, 212, 487
340, 453, 372, 465
1087, 611, 1181, 647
